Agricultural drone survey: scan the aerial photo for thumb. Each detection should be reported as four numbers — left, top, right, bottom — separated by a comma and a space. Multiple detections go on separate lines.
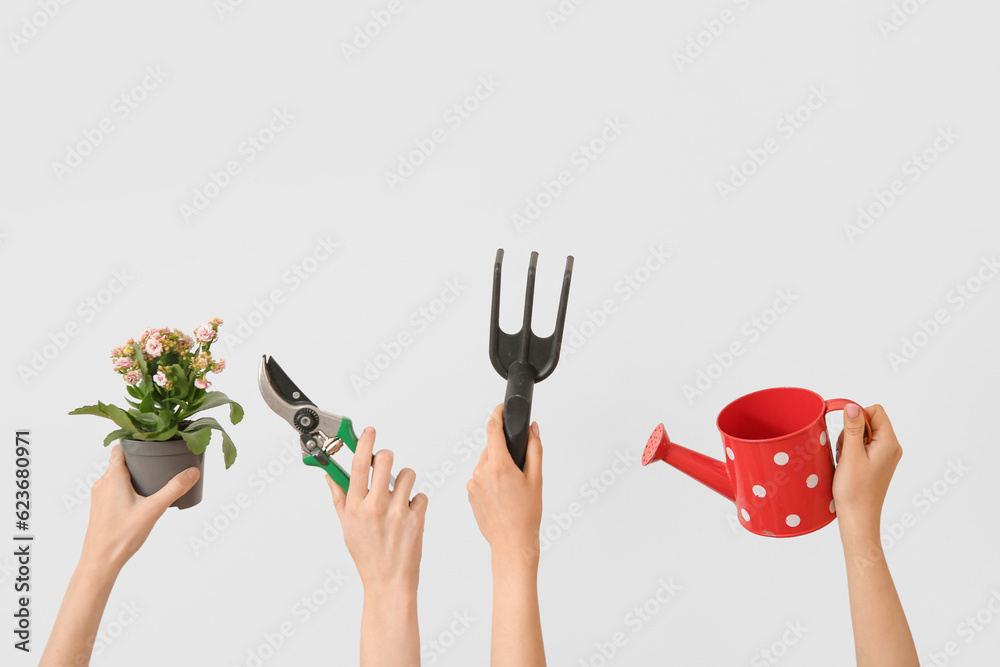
840, 403, 868, 460
147, 467, 200, 515
326, 475, 347, 521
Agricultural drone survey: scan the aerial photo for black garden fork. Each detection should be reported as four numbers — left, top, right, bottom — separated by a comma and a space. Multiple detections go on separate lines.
489, 249, 574, 470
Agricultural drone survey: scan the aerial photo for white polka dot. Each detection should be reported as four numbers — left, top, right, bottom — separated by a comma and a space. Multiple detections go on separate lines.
830, 500, 836, 513
726, 447, 735, 460
773, 452, 789, 465
752, 485, 766, 498
786, 514, 801, 528
741, 508, 750, 522
806, 474, 818, 488
820, 431, 828, 446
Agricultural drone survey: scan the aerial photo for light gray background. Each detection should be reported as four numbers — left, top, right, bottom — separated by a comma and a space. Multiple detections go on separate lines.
2, 1, 999, 665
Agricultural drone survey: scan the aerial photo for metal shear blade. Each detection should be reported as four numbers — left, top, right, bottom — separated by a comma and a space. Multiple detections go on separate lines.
258, 355, 393, 492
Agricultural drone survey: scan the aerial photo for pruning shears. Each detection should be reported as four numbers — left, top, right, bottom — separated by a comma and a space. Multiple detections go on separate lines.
258, 355, 391, 492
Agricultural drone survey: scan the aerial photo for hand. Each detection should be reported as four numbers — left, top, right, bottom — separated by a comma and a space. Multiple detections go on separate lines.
467, 404, 543, 570
327, 427, 428, 594
833, 403, 902, 534
82, 445, 200, 572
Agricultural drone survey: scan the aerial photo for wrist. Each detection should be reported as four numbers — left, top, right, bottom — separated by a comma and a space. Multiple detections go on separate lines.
75, 551, 121, 589
491, 545, 540, 580
362, 575, 419, 600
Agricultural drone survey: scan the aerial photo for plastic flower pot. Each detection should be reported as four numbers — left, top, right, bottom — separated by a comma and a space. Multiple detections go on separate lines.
120, 438, 204, 509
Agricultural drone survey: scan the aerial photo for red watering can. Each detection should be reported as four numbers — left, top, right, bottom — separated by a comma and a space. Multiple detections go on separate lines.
642, 387, 870, 537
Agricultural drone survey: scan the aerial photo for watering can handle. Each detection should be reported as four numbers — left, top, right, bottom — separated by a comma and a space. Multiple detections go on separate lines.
825, 399, 872, 445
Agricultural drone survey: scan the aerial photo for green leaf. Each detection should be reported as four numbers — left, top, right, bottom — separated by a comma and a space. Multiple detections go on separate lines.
103, 428, 132, 447
70, 404, 111, 419
131, 423, 178, 441
185, 416, 238, 468
130, 344, 149, 376
126, 385, 142, 400
139, 393, 154, 413
168, 364, 191, 395
178, 427, 211, 455
74, 401, 138, 430
187, 391, 244, 425
129, 409, 158, 427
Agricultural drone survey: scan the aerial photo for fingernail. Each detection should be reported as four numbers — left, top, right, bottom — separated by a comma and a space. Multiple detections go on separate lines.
185, 468, 200, 481
363, 426, 373, 435
845, 403, 860, 419
530, 422, 539, 437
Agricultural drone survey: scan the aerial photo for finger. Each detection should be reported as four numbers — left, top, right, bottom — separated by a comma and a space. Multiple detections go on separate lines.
348, 427, 375, 502
371, 449, 394, 496
393, 468, 417, 507
326, 475, 347, 520
475, 438, 489, 468
147, 467, 199, 515
107, 444, 127, 475
486, 403, 511, 463
409, 492, 429, 517
523, 421, 543, 484
840, 403, 869, 461
865, 404, 896, 442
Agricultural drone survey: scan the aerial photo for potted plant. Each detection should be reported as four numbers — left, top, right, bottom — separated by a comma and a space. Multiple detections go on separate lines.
70, 318, 243, 509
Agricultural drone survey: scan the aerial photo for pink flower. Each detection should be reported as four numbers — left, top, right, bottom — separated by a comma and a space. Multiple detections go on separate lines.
194, 378, 211, 389
145, 336, 163, 356
124, 370, 141, 385
153, 371, 168, 387
114, 357, 133, 369
194, 325, 216, 342
110, 346, 123, 357
139, 328, 154, 341
208, 317, 223, 326
212, 359, 226, 374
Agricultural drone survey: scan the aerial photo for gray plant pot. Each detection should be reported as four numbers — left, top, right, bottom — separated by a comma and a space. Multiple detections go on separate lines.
120, 439, 204, 509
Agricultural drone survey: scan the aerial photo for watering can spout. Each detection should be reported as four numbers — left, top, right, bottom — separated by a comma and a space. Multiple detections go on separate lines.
641, 424, 734, 502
